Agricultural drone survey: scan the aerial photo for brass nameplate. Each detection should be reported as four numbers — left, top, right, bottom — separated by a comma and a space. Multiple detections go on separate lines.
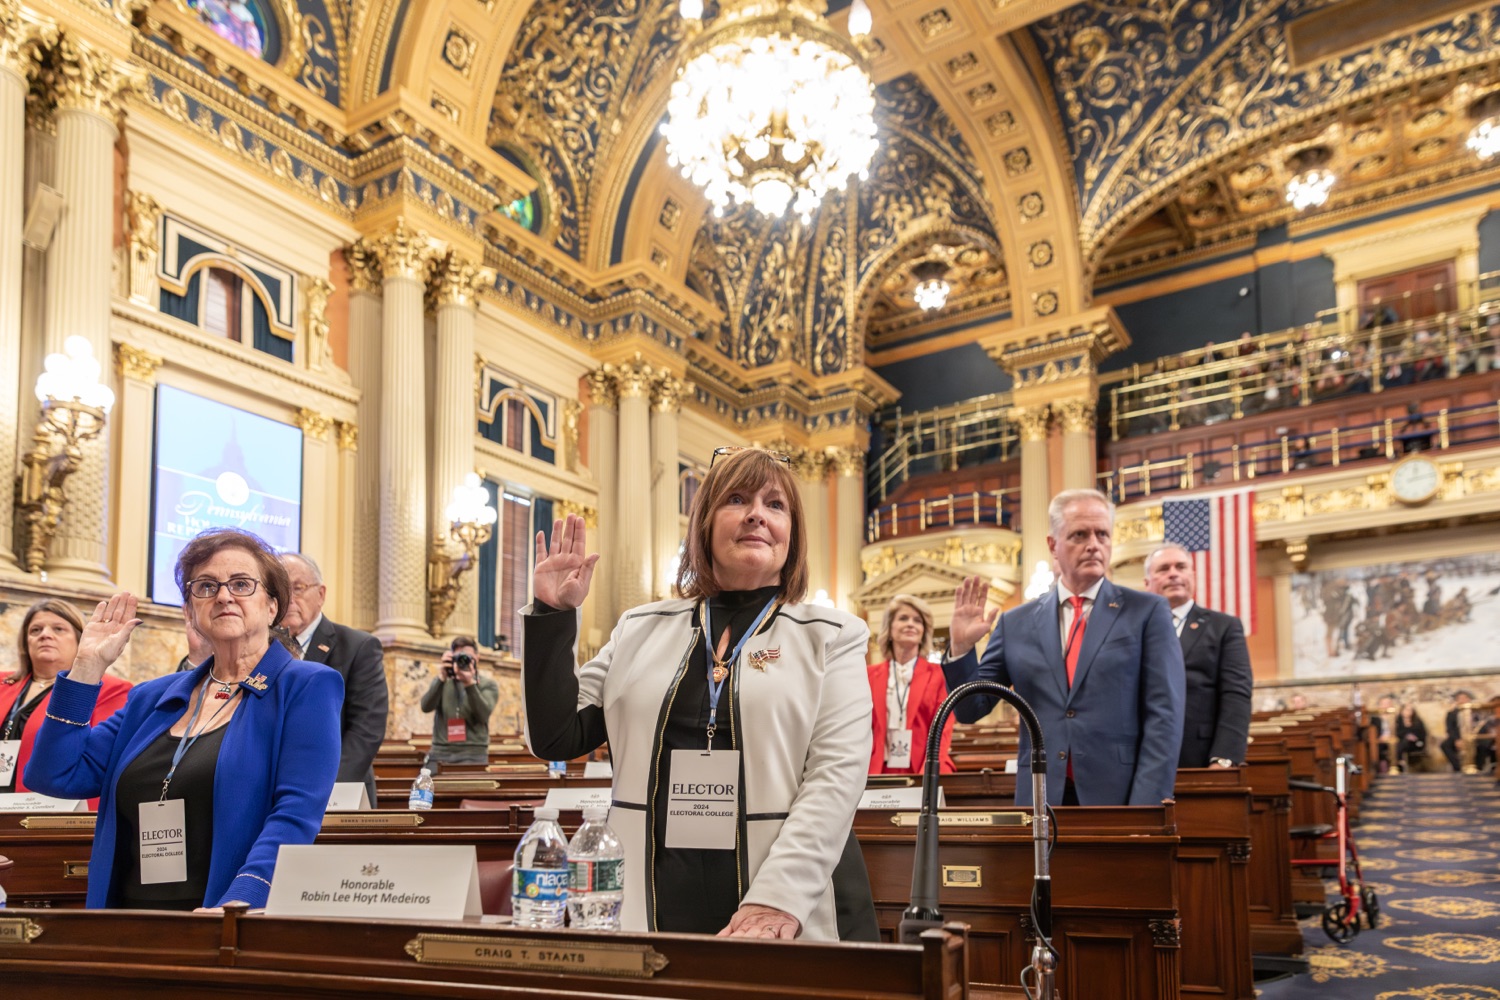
404, 934, 668, 978
942, 865, 983, 888
19, 815, 96, 830
0, 918, 43, 944
890, 812, 1029, 828
486, 764, 547, 774
63, 861, 89, 879
433, 779, 499, 792
322, 813, 425, 829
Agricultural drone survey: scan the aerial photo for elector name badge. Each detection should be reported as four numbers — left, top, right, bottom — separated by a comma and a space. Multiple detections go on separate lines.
664, 749, 740, 850
0, 740, 19, 786
885, 728, 912, 769
139, 798, 188, 884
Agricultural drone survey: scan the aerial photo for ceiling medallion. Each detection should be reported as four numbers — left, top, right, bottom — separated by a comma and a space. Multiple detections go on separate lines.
1465, 89, 1500, 161
661, 0, 879, 223
1284, 145, 1336, 211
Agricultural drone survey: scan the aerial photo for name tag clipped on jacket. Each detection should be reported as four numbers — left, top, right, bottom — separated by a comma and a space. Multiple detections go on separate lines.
446, 720, 467, 743
139, 799, 188, 884
665, 749, 739, 850
0, 740, 18, 787
885, 728, 913, 769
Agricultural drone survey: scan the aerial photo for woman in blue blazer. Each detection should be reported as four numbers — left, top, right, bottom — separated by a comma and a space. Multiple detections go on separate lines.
26, 528, 342, 910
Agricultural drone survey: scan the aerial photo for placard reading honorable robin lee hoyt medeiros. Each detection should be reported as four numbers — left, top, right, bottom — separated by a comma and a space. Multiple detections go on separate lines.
264, 845, 481, 920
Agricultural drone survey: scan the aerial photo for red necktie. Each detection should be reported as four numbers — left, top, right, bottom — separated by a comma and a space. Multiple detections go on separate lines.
1064, 595, 1087, 688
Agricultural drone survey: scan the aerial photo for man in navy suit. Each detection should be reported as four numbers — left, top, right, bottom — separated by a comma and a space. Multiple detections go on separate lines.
1144, 544, 1253, 770
945, 489, 1184, 806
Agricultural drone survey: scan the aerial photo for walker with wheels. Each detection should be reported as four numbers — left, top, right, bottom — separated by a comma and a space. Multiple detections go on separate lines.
1288, 755, 1378, 943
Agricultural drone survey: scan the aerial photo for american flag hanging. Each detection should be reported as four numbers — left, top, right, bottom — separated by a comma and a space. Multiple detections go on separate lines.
1161, 488, 1257, 634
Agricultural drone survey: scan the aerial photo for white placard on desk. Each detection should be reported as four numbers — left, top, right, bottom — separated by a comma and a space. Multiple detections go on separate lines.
0, 792, 87, 812
1004, 759, 1018, 774
543, 786, 614, 812
582, 760, 613, 779
326, 783, 371, 811
859, 786, 946, 810
265, 845, 481, 920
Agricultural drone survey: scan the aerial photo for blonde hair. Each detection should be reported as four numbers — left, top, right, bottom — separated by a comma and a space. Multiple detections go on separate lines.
876, 594, 934, 662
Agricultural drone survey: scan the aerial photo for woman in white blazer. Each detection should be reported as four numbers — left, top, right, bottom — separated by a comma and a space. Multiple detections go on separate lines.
523, 447, 873, 940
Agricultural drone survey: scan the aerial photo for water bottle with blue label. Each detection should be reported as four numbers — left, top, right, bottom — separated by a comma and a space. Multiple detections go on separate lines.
512, 805, 569, 928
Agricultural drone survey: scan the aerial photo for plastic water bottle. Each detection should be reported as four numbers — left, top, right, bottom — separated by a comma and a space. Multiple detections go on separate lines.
408, 768, 434, 811
548, 760, 568, 779
512, 806, 569, 928
0, 879, 7, 908
567, 805, 624, 930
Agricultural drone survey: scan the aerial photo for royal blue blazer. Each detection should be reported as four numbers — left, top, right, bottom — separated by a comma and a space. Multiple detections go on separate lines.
943, 579, 1185, 807
25, 641, 342, 908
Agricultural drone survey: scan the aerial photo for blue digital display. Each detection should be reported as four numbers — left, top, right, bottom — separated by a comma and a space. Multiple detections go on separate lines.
149, 384, 303, 604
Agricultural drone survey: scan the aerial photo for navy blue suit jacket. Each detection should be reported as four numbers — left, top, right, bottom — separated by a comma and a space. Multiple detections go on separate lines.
943, 578, 1185, 806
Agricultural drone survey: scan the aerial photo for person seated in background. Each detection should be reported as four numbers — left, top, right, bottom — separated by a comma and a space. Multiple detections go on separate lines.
1394, 703, 1428, 772
173, 607, 215, 673
1440, 690, 1475, 771
1399, 403, 1434, 453
420, 635, 499, 766
867, 594, 955, 776
1288, 692, 1309, 712
25, 527, 342, 910
1, 599, 133, 797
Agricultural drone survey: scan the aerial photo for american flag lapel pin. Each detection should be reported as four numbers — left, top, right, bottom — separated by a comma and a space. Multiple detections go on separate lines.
317, 643, 331, 653
1107, 602, 1120, 609
1189, 622, 1199, 630
749, 647, 780, 671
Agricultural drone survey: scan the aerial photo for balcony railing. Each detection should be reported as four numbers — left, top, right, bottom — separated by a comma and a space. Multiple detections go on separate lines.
869, 392, 1016, 504
866, 489, 1016, 543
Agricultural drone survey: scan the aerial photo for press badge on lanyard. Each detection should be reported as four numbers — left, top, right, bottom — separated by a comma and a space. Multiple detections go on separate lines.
446, 719, 467, 742
0, 739, 20, 786
885, 728, 913, 769
664, 598, 775, 851
141, 678, 235, 884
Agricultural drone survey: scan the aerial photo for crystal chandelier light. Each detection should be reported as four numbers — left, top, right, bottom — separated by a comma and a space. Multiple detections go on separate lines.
1466, 90, 1500, 161
661, 0, 879, 224
1284, 146, 1336, 211
910, 260, 951, 311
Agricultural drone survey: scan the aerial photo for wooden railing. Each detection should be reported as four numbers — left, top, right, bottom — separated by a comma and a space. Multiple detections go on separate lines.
865, 488, 1017, 542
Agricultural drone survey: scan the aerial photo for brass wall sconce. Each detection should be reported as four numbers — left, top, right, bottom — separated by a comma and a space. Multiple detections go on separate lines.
20, 337, 115, 574
428, 473, 498, 635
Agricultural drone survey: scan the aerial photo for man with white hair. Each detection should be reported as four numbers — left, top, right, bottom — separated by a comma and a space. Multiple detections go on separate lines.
945, 488, 1184, 806
280, 552, 389, 802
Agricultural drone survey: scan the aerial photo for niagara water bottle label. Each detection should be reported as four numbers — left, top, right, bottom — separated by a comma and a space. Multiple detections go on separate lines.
516, 867, 569, 903
569, 857, 623, 893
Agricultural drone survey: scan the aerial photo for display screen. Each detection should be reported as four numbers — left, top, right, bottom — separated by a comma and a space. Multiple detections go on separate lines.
149, 384, 303, 604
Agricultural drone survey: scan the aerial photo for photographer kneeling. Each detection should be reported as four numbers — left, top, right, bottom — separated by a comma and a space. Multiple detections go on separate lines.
420, 637, 499, 766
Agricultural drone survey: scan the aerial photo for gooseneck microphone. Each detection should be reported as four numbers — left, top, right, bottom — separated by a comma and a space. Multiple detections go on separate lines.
896, 680, 1056, 1000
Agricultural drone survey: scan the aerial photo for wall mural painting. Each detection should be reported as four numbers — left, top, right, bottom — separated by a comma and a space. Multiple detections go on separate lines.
189, 0, 267, 58
1291, 553, 1500, 678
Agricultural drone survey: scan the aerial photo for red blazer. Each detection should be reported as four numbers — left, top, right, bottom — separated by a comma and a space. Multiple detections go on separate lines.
867, 658, 956, 775
0, 672, 132, 800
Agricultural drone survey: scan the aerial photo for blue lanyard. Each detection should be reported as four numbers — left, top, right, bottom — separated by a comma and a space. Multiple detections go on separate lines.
700, 598, 778, 751
2, 678, 41, 741
161, 674, 238, 800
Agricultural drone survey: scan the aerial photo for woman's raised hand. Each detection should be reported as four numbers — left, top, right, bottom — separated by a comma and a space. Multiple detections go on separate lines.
71, 592, 142, 683
533, 514, 600, 611
947, 575, 998, 660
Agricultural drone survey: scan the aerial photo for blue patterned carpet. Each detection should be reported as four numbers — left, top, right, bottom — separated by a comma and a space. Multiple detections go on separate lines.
1256, 772, 1500, 1000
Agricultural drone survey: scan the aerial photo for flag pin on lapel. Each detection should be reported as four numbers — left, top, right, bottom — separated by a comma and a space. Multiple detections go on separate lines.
317, 643, 331, 653
1190, 623, 1199, 630
1107, 602, 1120, 609
749, 647, 780, 671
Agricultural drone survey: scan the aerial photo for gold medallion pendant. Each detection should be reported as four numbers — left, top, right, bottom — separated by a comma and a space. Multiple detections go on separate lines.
711, 665, 729, 684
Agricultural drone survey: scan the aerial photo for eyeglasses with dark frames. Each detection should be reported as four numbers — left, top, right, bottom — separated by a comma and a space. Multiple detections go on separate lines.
710, 446, 794, 469
187, 577, 262, 600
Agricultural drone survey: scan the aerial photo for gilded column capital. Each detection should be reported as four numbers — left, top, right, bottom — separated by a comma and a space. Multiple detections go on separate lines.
0, 0, 27, 76
555, 498, 598, 528
114, 343, 163, 383
345, 238, 382, 293
830, 446, 864, 479
124, 190, 161, 307
375, 218, 438, 282
585, 368, 618, 410
294, 408, 333, 441
303, 276, 335, 373
561, 398, 582, 472
789, 448, 828, 482
1012, 404, 1051, 443
1054, 398, 1096, 435
429, 251, 493, 309
650, 371, 684, 414
39, 33, 140, 120
614, 359, 654, 400
335, 420, 359, 452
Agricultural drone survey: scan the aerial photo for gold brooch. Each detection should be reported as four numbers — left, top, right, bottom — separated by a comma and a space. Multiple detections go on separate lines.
244, 673, 269, 692
748, 647, 780, 671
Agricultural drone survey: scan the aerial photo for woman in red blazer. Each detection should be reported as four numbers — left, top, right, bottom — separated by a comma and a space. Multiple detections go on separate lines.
867, 594, 956, 775
1, 599, 132, 798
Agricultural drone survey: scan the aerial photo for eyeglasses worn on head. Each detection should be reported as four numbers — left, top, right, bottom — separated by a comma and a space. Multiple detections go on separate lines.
710, 446, 794, 469
187, 578, 262, 600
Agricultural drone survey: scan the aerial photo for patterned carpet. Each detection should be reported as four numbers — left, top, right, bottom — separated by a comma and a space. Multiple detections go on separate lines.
1256, 772, 1500, 1000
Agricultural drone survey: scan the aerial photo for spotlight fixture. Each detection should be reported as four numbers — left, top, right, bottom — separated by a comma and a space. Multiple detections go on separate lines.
1284, 145, 1336, 211
1466, 90, 1500, 161
911, 260, 951, 312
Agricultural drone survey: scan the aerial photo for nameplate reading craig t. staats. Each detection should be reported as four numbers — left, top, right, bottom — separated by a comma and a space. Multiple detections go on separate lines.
543, 786, 614, 812
264, 845, 481, 920
858, 786, 945, 810
404, 934, 669, 978
0, 792, 87, 813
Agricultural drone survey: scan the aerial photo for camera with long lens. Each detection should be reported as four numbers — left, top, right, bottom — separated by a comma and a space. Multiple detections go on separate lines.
445, 652, 475, 681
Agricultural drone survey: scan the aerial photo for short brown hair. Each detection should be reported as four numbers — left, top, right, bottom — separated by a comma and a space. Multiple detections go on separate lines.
175, 527, 291, 629
676, 448, 808, 603
14, 599, 84, 680
876, 594, 934, 662
450, 635, 478, 653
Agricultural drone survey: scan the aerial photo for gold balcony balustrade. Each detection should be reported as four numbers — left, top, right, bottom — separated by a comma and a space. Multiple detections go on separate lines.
870, 392, 1015, 504
865, 488, 1018, 543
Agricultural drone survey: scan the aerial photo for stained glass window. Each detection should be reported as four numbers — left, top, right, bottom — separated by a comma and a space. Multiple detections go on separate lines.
188, 0, 266, 59
498, 194, 538, 233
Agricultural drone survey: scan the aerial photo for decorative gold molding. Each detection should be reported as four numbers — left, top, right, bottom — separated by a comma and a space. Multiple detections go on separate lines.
39, 32, 143, 120
554, 498, 598, 528
830, 446, 864, 478
375, 218, 440, 282
561, 399, 582, 472
294, 408, 333, 441
335, 419, 358, 452
345, 238, 381, 294
1012, 404, 1050, 443
1054, 398, 1095, 435
613, 358, 654, 400
114, 343, 164, 383
303, 276, 334, 373
124, 190, 161, 307
429, 251, 492, 309
650, 372, 683, 414
585, 367, 618, 410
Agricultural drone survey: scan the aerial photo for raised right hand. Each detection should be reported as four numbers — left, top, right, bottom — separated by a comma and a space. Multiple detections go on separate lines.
947, 575, 998, 660
533, 514, 600, 611
71, 592, 142, 683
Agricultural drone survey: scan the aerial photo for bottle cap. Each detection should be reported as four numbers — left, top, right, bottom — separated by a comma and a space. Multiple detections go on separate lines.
581, 805, 608, 821
418, 768, 431, 776
534, 806, 560, 820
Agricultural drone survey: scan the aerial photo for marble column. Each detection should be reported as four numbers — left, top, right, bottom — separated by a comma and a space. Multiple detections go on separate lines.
795, 452, 831, 599
0, 7, 27, 573
40, 36, 130, 585
614, 361, 653, 612
344, 239, 383, 630
429, 251, 489, 636
649, 372, 682, 600
1055, 398, 1097, 492
333, 420, 359, 626
373, 219, 436, 642
108, 344, 161, 593
295, 406, 334, 587
1013, 405, 1052, 587
831, 448, 864, 612
585, 369, 618, 629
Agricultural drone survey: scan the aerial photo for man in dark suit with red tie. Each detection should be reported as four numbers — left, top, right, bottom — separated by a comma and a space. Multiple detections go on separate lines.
1144, 544, 1254, 770
945, 489, 1185, 806
280, 553, 389, 803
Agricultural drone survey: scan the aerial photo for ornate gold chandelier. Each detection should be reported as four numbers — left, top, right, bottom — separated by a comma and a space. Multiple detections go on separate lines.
661, 0, 879, 224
